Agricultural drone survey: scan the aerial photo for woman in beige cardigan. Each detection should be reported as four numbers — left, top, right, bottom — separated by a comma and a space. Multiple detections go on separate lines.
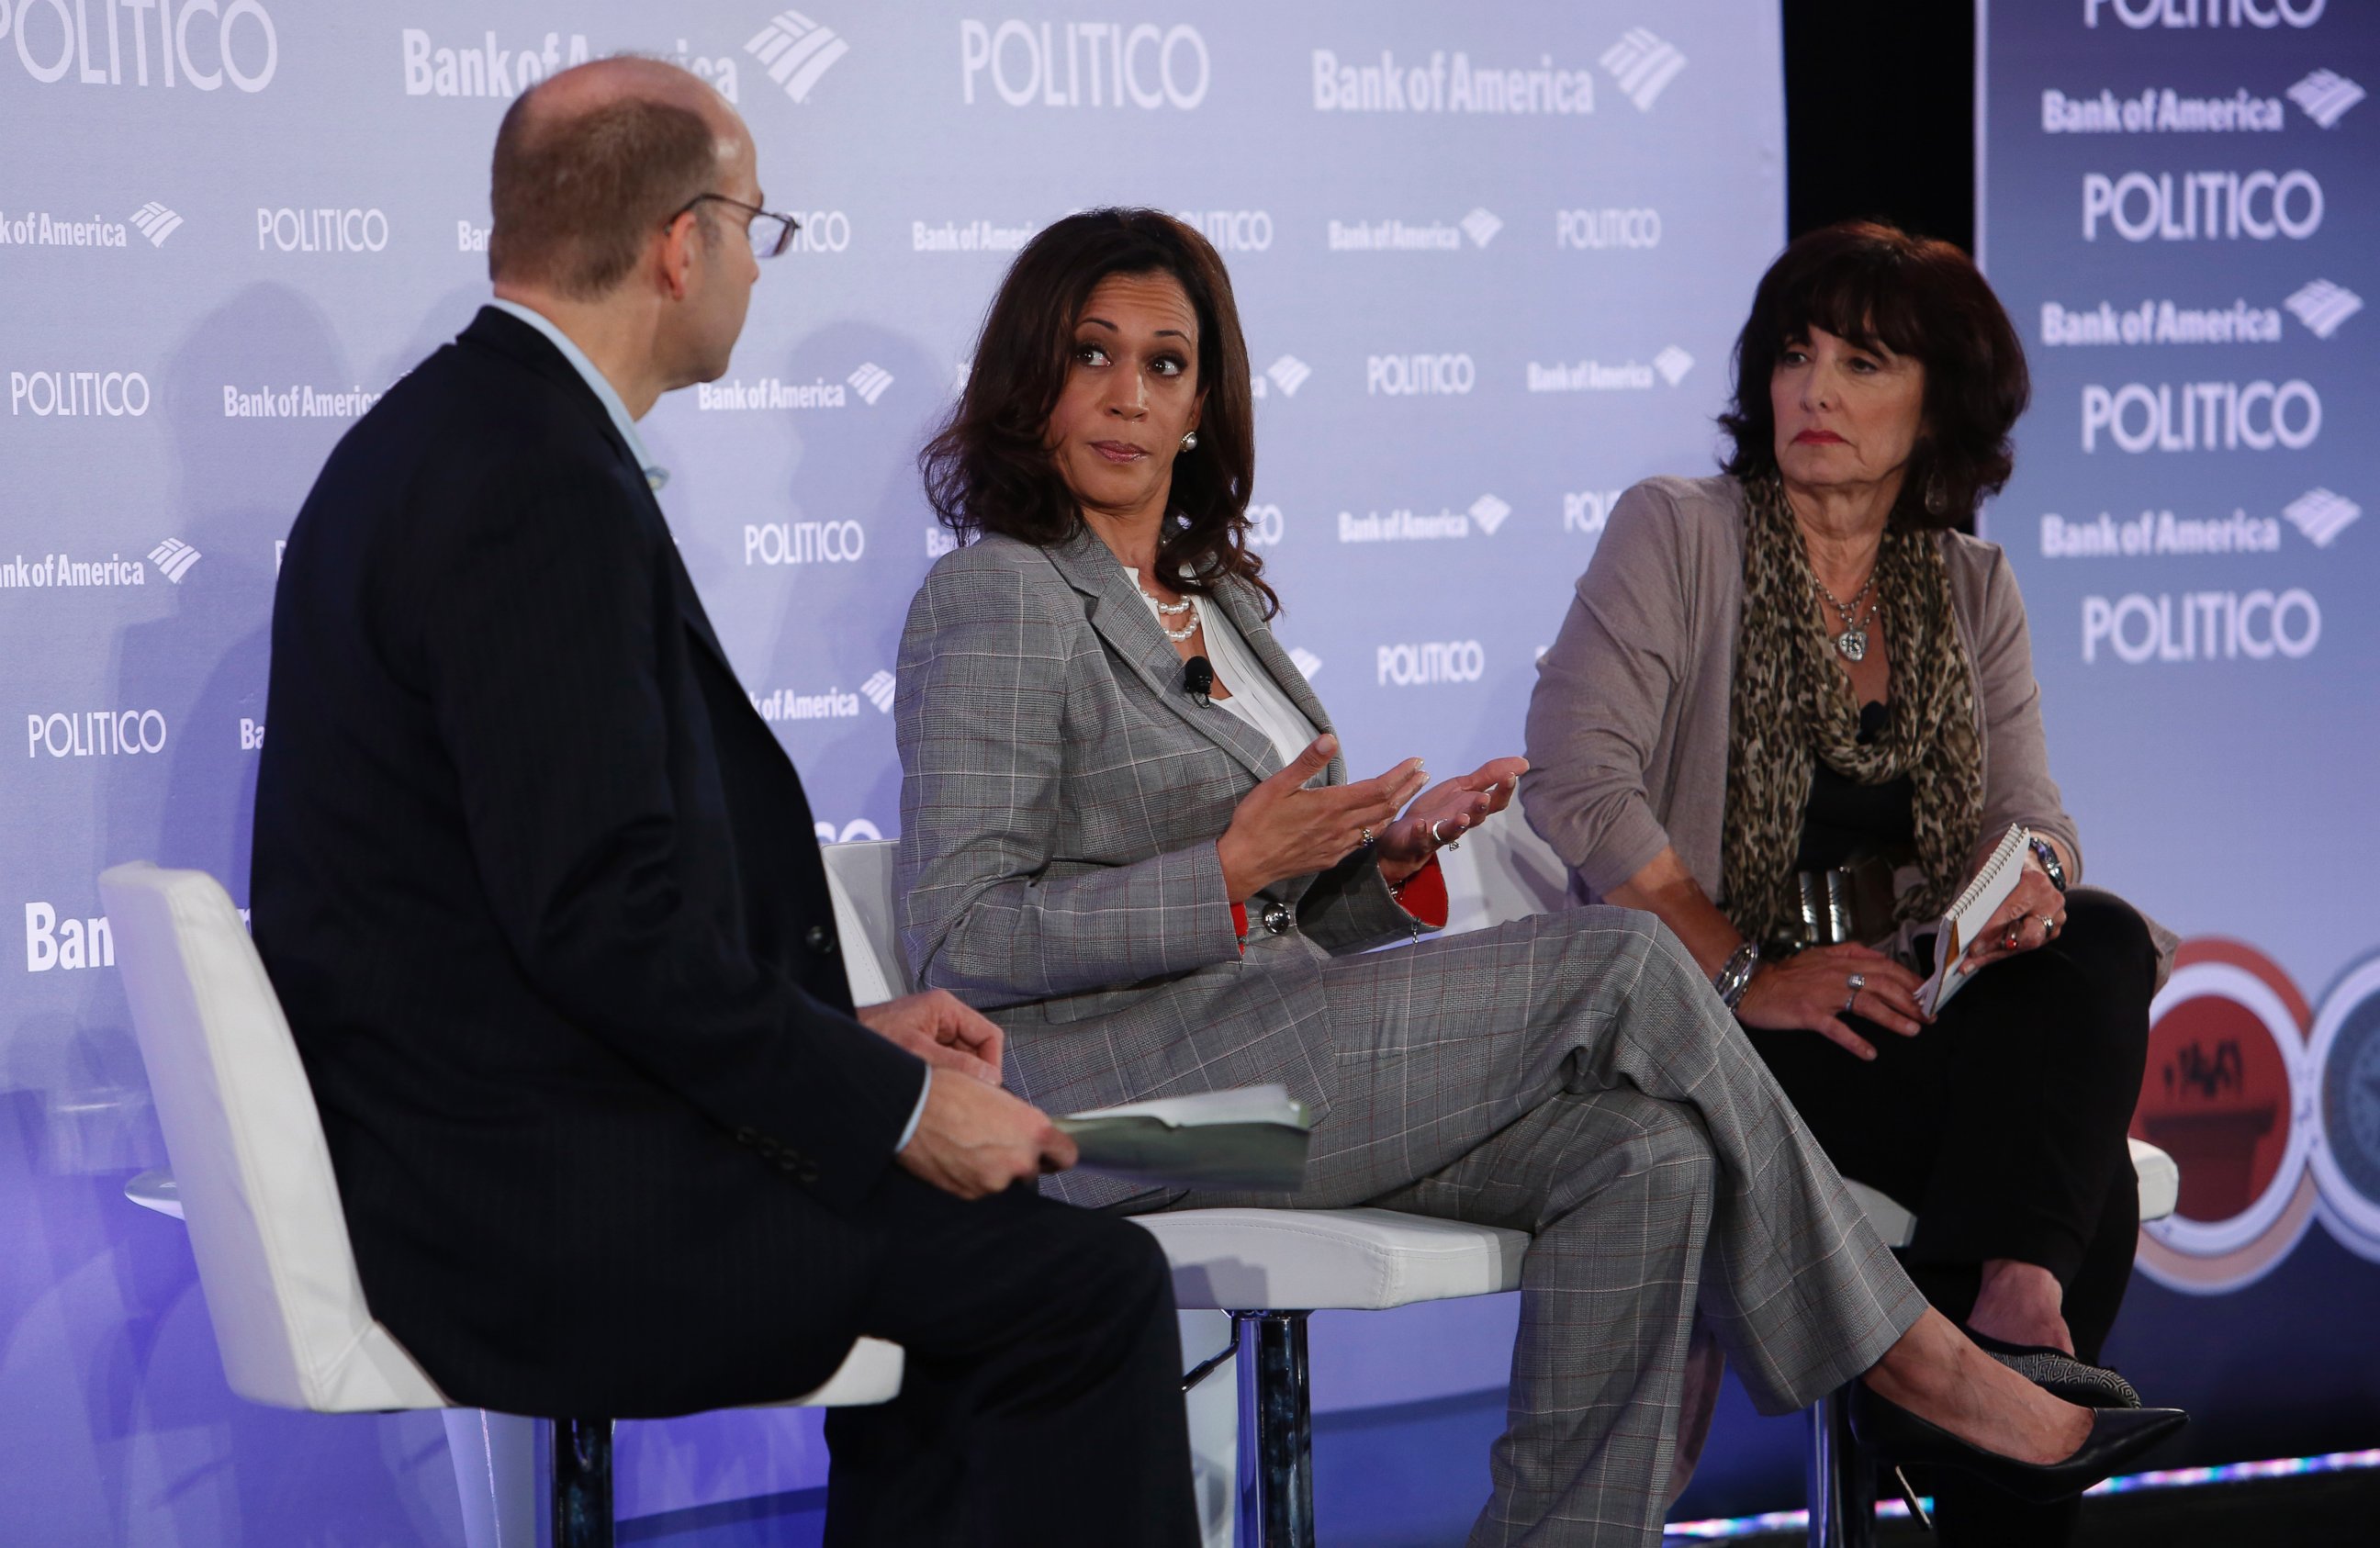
1523, 221, 2172, 1545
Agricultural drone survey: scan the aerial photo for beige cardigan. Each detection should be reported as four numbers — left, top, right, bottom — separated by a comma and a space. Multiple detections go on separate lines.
1521, 474, 2174, 977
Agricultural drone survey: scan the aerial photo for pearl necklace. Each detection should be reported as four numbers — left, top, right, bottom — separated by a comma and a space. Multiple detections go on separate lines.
1138, 582, 1199, 643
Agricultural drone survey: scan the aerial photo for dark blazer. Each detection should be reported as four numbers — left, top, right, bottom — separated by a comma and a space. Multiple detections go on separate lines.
252, 308, 926, 1417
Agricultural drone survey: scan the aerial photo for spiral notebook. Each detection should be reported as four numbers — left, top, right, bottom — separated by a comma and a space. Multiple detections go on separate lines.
1915, 824, 2031, 1015
1056, 1084, 1313, 1191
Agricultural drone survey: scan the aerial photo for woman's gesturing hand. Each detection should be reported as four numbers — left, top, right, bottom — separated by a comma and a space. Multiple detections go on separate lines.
1217, 735, 1430, 903
1961, 862, 2067, 970
1375, 757, 1532, 883
1734, 943, 1931, 1060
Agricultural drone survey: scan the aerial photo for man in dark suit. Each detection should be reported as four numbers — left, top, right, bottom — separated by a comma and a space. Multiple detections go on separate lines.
252, 58, 1196, 1543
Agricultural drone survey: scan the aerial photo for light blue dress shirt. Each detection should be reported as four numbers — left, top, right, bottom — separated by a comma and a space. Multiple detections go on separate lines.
485, 298, 932, 1152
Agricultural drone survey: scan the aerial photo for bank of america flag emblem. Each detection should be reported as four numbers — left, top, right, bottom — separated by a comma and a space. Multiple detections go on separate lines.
1653, 345, 1695, 386
1265, 355, 1312, 398
747, 11, 850, 104
1288, 647, 1323, 680
860, 670, 897, 712
1468, 494, 1511, 535
2283, 488, 2360, 548
1601, 28, 1687, 112
1460, 208, 1503, 248
149, 538, 201, 582
2285, 280, 2362, 340
129, 202, 183, 247
848, 363, 893, 405
2288, 69, 2365, 129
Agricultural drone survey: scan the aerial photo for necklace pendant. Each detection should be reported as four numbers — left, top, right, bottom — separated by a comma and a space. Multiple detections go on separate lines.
1836, 626, 1869, 663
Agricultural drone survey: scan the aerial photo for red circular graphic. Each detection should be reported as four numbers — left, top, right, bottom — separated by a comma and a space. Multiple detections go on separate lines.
2131, 940, 2309, 1227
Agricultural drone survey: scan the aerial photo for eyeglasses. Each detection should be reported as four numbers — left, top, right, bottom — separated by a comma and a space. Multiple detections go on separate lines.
665, 193, 801, 260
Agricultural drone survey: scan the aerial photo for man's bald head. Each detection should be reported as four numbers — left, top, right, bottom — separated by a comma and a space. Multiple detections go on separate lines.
488, 58, 749, 300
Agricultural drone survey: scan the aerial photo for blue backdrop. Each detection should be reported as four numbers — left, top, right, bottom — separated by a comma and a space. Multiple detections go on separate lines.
1, 4, 1788, 1541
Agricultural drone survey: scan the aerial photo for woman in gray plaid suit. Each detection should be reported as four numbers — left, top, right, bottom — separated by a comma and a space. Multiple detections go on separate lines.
892, 210, 2180, 1545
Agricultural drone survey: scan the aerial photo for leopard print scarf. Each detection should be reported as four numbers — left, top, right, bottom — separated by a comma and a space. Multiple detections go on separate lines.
1719, 476, 1984, 947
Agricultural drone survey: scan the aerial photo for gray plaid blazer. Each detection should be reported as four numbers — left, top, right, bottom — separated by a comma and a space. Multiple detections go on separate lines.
895, 527, 1420, 1206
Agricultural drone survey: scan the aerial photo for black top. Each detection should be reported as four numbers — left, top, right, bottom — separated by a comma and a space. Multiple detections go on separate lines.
252, 308, 926, 1416
1793, 700, 1916, 870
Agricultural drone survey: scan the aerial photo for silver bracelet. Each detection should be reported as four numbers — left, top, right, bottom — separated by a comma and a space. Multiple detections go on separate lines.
1712, 941, 1761, 1011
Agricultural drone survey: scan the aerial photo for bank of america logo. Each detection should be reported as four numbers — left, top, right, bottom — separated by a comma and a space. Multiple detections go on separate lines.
1265, 355, 1312, 398
148, 539, 201, 582
848, 363, 893, 405
2283, 488, 2360, 548
1288, 646, 1323, 679
860, 669, 897, 712
746, 11, 850, 104
1468, 494, 1511, 535
1653, 345, 1695, 386
1601, 28, 1687, 112
2285, 279, 2362, 340
129, 203, 183, 248
2288, 69, 2365, 129
1460, 208, 1503, 248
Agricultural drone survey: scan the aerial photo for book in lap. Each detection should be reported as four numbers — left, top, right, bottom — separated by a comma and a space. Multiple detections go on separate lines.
1915, 823, 2031, 1016
1057, 1084, 1313, 1192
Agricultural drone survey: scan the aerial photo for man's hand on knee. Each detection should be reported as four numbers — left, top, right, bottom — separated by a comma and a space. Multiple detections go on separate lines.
895, 1070, 1077, 1199
858, 989, 1004, 1084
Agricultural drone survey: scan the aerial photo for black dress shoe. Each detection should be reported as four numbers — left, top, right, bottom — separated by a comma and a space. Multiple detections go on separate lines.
1847, 1383, 2187, 1504
1960, 1325, 2143, 1408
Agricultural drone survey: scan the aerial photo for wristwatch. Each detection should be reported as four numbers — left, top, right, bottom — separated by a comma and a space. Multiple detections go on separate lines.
2026, 834, 2069, 893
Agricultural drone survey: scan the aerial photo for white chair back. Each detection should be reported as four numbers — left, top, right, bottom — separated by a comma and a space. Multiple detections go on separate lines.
820, 841, 911, 1000
97, 862, 447, 1412
1436, 811, 1574, 936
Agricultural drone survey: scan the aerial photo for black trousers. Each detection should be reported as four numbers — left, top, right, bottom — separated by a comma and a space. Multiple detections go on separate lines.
822, 1172, 1199, 1547
1746, 889, 2157, 1547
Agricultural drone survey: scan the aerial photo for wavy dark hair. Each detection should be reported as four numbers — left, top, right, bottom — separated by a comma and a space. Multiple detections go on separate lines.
1718, 220, 2029, 532
922, 208, 1272, 613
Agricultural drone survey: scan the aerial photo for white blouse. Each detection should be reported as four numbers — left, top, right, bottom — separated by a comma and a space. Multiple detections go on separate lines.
1124, 566, 1319, 775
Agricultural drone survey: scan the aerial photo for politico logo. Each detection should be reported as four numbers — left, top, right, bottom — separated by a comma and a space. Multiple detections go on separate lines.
10, 370, 149, 417
1337, 494, 1509, 544
2082, 169, 2322, 241
782, 209, 852, 253
257, 208, 388, 253
27, 709, 169, 757
746, 10, 848, 103
1252, 355, 1311, 399
1367, 352, 1474, 397
1376, 639, 1486, 687
1600, 28, 1686, 112
2041, 86, 2285, 133
1243, 503, 1285, 546
1176, 210, 1274, 252
2081, 379, 2318, 452
1565, 489, 1622, 537
745, 521, 865, 565
2288, 69, 2364, 128
1556, 208, 1661, 250
1328, 209, 1499, 252
1527, 347, 1693, 392
962, 19, 1207, 108
24, 903, 112, 973
3, 0, 278, 90
2085, 0, 2327, 27
2081, 589, 2318, 664
1311, 46, 1594, 116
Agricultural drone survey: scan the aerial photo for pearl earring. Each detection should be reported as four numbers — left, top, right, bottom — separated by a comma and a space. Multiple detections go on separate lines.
1180, 431, 1198, 451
